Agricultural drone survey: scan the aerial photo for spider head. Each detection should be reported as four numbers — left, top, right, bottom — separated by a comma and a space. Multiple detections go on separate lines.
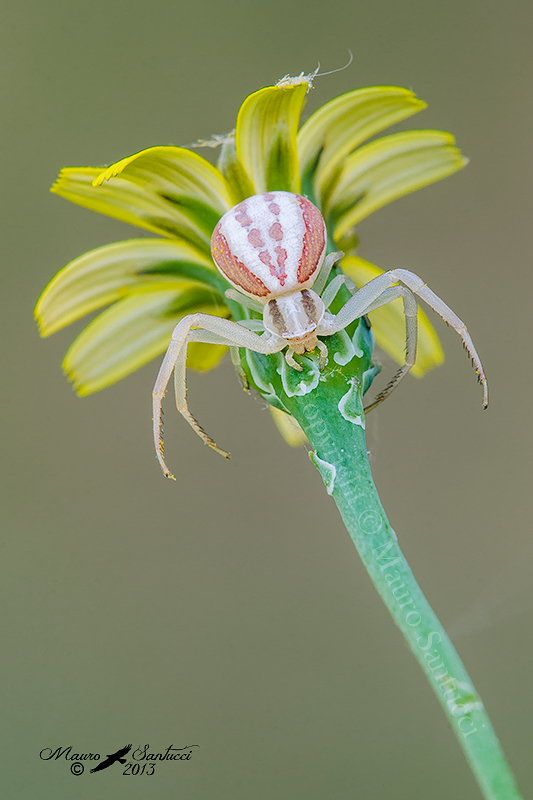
262, 288, 325, 349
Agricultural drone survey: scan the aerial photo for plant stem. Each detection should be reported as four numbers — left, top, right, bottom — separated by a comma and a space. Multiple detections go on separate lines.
284, 373, 522, 800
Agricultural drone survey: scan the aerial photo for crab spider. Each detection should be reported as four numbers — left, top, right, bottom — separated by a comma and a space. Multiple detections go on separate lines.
153, 191, 488, 479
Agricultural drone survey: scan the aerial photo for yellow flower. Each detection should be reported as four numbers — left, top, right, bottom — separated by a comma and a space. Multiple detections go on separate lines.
35, 72, 466, 396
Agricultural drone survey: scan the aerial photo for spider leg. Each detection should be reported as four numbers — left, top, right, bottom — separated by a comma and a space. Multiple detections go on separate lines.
234, 318, 265, 331
312, 250, 345, 297
230, 346, 250, 391
176, 325, 264, 403
152, 313, 284, 478
224, 288, 264, 312
361, 286, 418, 412
284, 348, 304, 371
315, 339, 329, 370
324, 269, 488, 409
226, 319, 266, 389
321, 273, 357, 309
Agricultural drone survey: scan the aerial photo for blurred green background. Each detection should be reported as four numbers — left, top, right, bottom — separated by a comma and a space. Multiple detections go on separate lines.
2, 0, 532, 797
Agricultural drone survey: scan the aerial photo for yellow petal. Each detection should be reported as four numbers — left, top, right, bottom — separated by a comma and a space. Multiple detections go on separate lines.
269, 406, 308, 447
35, 238, 219, 337
342, 255, 444, 377
216, 136, 256, 204
93, 145, 232, 218
329, 130, 467, 240
236, 80, 308, 193
297, 86, 426, 204
63, 285, 229, 396
51, 167, 213, 252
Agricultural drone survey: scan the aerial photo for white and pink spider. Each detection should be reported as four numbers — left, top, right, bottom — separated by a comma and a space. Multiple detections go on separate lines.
153, 191, 488, 478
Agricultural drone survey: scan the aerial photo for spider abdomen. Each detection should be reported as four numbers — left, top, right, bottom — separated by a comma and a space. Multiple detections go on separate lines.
211, 191, 327, 300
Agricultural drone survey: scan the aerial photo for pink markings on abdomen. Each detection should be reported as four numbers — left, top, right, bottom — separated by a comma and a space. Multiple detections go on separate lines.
259, 250, 274, 268
211, 229, 269, 297
247, 228, 264, 248
275, 247, 287, 272
268, 222, 283, 242
258, 248, 287, 286
234, 204, 252, 227
268, 202, 280, 215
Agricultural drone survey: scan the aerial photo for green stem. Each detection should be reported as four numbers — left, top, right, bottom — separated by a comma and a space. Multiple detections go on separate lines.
284, 374, 522, 800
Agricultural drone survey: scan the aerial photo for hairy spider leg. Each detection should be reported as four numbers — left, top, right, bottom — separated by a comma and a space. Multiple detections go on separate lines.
230, 345, 251, 391
359, 285, 418, 412
322, 268, 488, 408
152, 314, 284, 478
318, 276, 417, 408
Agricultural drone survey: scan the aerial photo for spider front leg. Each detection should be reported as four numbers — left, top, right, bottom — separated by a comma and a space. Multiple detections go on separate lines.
321, 268, 488, 409
319, 282, 418, 407
320, 273, 357, 309
312, 250, 345, 297
152, 313, 284, 479
360, 285, 418, 412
